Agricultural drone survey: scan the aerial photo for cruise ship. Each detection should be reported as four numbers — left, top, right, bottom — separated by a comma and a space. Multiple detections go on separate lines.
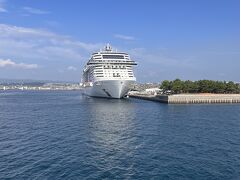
81, 44, 137, 98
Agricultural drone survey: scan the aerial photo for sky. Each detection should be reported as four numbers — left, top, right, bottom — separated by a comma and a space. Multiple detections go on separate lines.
0, 0, 239, 82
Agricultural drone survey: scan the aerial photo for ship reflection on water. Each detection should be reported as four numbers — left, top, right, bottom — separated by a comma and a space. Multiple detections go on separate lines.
85, 97, 138, 175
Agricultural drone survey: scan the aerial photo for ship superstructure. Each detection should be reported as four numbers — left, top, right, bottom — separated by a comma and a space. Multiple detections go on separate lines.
81, 44, 137, 98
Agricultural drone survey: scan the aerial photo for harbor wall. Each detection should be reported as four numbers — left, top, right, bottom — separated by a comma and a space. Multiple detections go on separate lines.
129, 94, 240, 104
129, 94, 168, 103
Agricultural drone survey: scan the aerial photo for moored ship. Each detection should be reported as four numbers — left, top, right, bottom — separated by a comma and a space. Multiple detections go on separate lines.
80, 44, 137, 98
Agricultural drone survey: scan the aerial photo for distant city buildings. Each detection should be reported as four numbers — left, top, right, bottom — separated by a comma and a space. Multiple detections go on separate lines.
0, 83, 82, 91
130, 82, 160, 92
0, 81, 162, 92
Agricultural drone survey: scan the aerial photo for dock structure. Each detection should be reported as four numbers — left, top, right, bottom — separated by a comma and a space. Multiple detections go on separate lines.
129, 94, 240, 104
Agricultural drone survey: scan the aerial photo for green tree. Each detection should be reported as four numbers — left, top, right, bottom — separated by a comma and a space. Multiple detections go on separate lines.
160, 79, 239, 94
226, 81, 238, 93
160, 80, 171, 91
172, 79, 183, 94
213, 81, 226, 93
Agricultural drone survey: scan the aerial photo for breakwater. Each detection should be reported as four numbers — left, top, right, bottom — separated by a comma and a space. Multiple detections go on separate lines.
129, 94, 240, 104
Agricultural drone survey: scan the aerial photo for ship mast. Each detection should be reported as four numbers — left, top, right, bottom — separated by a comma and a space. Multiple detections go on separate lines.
105, 43, 112, 52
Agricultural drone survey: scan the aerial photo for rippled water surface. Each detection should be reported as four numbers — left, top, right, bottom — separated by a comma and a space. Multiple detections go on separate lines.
0, 91, 240, 179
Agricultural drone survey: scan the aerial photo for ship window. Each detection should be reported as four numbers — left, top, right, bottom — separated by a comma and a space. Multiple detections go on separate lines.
102, 55, 124, 59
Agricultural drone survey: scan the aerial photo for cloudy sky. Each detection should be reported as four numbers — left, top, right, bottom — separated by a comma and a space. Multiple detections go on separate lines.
0, 0, 239, 82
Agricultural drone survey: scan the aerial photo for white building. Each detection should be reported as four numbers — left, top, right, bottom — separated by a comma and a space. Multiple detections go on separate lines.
145, 88, 163, 95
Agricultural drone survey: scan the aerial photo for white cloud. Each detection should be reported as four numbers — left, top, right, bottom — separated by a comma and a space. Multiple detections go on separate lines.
0, 0, 7, 12
114, 34, 135, 40
0, 23, 103, 63
23, 6, 50, 15
0, 7, 6, 12
128, 47, 195, 68
67, 66, 77, 71
0, 59, 38, 69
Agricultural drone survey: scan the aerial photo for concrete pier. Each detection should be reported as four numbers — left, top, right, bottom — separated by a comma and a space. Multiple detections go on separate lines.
129, 94, 240, 104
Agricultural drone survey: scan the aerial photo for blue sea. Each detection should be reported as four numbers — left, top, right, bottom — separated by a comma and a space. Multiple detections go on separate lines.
0, 91, 240, 179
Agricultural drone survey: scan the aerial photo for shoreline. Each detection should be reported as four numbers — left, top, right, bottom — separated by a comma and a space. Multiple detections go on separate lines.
129, 93, 240, 104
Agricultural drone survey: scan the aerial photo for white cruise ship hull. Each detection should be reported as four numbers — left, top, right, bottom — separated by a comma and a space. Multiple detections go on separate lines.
83, 80, 134, 99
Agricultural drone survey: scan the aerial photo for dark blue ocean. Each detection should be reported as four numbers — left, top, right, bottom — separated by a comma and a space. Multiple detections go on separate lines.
0, 91, 240, 179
